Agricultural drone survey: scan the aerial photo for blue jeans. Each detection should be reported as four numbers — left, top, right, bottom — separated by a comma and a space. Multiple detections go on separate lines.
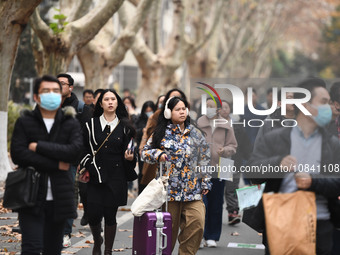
64, 165, 77, 235
19, 201, 66, 254
203, 179, 225, 241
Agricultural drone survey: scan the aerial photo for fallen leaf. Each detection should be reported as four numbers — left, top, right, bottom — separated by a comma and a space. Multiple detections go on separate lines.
119, 208, 131, 211
72, 231, 86, 238
258, 233, 263, 236
61, 251, 76, 254
113, 248, 125, 252
0, 217, 11, 220
85, 240, 94, 244
118, 229, 132, 232
74, 246, 91, 248
231, 231, 240, 236
128, 235, 133, 238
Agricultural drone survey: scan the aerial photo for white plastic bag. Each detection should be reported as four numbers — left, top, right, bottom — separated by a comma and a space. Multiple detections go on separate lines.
131, 176, 168, 217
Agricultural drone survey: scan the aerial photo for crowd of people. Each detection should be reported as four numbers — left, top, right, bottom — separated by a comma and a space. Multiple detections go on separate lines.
9, 74, 340, 255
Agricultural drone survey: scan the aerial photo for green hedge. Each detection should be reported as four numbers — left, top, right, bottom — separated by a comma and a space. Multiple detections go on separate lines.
7, 101, 32, 150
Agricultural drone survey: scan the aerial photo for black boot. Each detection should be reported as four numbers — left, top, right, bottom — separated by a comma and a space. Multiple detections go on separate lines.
104, 224, 117, 255
90, 223, 103, 255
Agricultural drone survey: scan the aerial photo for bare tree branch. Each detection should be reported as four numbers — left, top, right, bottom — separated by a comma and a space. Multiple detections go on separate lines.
185, 0, 226, 57
107, 0, 155, 66
118, 1, 157, 69
30, 8, 54, 48
149, 0, 162, 53
128, 0, 140, 7
68, 0, 93, 21
68, 0, 124, 50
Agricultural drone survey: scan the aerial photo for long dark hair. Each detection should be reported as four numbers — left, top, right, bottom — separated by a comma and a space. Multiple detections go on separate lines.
152, 97, 190, 149
139, 100, 156, 120
93, 89, 136, 137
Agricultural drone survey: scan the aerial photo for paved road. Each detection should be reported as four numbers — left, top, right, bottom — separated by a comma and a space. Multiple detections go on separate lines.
0, 196, 264, 255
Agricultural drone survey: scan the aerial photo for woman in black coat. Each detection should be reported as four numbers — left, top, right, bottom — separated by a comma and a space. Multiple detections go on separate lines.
79, 89, 136, 255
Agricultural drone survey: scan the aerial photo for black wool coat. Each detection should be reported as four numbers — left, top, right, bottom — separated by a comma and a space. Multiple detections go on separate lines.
80, 117, 136, 207
10, 106, 83, 221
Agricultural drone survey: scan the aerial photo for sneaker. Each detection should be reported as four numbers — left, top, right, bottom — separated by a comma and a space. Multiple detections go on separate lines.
228, 211, 241, 225
199, 239, 206, 249
63, 234, 71, 248
206, 239, 217, 248
80, 215, 88, 226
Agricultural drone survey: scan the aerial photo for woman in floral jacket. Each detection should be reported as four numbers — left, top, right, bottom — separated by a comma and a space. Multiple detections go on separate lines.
142, 96, 211, 255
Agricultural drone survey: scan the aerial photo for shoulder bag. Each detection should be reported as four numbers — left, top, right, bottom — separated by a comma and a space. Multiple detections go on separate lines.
3, 166, 40, 210
78, 120, 120, 183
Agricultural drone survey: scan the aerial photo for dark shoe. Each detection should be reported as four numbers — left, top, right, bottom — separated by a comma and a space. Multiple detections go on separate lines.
12, 226, 21, 234
90, 224, 103, 255
228, 211, 241, 225
80, 215, 88, 226
104, 224, 117, 255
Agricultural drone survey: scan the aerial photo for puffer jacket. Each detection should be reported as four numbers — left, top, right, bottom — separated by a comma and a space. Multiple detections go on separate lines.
142, 123, 211, 202
10, 106, 83, 220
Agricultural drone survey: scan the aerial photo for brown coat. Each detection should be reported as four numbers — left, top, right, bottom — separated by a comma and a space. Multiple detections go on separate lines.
139, 109, 161, 185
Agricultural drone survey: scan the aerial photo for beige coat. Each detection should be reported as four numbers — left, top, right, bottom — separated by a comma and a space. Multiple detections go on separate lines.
197, 115, 237, 177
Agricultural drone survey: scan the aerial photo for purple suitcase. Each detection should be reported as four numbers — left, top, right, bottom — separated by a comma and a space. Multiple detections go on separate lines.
132, 211, 172, 255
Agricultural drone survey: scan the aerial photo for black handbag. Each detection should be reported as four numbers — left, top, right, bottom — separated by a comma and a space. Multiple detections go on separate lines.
3, 166, 40, 210
125, 165, 138, 181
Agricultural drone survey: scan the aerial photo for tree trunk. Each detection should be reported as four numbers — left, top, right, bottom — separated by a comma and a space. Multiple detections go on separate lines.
0, 0, 42, 180
42, 45, 70, 75
136, 62, 178, 106
77, 44, 112, 90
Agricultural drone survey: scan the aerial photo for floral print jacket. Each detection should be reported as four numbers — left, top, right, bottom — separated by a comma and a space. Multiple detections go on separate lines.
142, 123, 212, 202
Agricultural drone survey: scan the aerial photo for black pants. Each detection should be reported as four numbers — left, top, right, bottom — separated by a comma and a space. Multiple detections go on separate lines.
264, 220, 334, 255
87, 202, 118, 226
78, 182, 88, 215
332, 229, 340, 255
19, 201, 67, 255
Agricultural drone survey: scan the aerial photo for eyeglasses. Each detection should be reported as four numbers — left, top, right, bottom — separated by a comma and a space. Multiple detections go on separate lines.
60, 81, 70, 86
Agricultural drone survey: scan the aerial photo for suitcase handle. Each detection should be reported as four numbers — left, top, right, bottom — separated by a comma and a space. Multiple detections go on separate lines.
160, 230, 167, 251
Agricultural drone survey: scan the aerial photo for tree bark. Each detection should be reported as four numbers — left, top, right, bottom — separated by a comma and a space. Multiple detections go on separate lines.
0, 0, 42, 180
30, 0, 124, 75
77, 0, 155, 90
120, 0, 225, 106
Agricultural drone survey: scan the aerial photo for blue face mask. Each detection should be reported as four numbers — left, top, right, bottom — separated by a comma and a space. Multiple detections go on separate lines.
39, 93, 61, 111
311, 104, 332, 127
145, 111, 153, 118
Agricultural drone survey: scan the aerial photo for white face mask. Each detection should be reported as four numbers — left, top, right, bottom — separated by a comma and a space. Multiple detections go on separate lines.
206, 107, 217, 118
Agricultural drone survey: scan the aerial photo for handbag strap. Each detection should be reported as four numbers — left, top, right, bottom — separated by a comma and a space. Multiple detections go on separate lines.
94, 120, 120, 156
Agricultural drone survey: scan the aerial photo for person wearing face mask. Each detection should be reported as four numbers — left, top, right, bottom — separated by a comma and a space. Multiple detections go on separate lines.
248, 78, 340, 255
197, 98, 237, 248
156, 95, 165, 110
327, 82, 340, 139
10, 75, 83, 254
327, 83, 340, 255
134, 100, 157, 193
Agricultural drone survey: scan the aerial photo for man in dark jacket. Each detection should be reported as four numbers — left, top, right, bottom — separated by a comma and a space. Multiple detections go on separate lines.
57, 73, 91, 245
57, 73, 92, 126
11, 75, 83, 254
248, 78, 340, 255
